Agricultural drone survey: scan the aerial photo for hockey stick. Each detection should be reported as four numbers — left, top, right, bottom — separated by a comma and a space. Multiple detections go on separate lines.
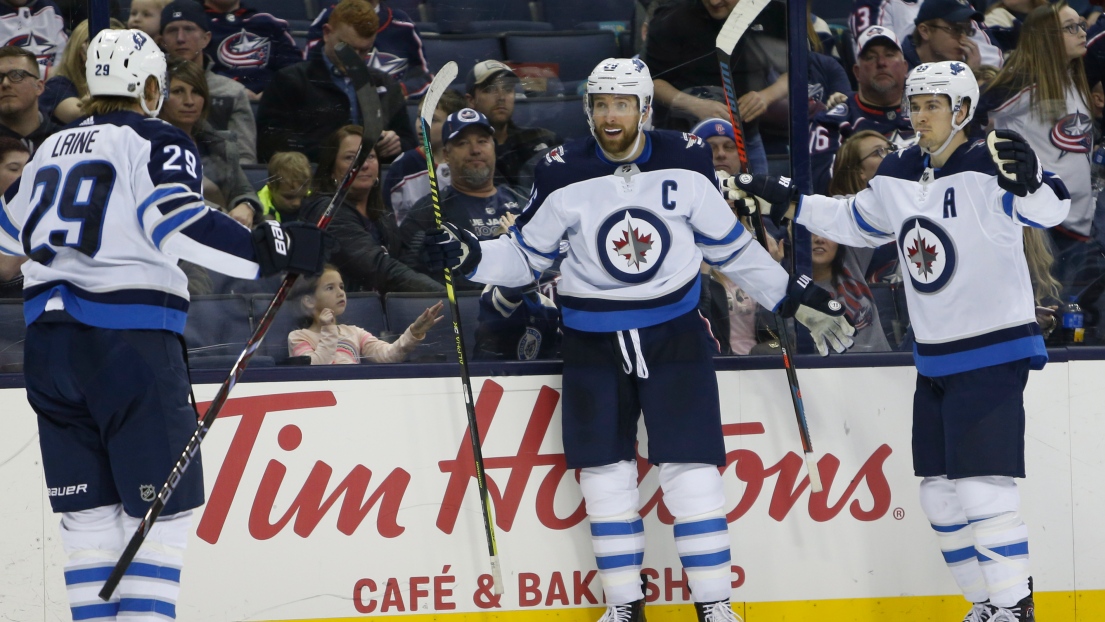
715, 0, 823, 493
98, 46, 385, 601
418, 61, 504, 596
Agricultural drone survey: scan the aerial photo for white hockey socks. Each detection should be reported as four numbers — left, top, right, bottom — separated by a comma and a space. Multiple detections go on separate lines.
117, 510, 193, 620
60, 504, 125, 622
918, 477, 988, 603
580, 461, 645, 605
957, 476, 1031, 608
660, 463, 731, 604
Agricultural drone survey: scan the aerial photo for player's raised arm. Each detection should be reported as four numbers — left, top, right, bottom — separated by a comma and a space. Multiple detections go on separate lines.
986, 129, 1071, 228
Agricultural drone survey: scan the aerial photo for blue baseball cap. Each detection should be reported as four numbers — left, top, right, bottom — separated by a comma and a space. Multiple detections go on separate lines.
442, 108, 495, 143
161, 1, 209, 33
691, 118, 735, 142
915, 0, 982, 26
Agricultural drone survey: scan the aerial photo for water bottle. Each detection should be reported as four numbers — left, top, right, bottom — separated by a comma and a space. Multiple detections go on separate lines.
1092, 147, 1105, 206
1062, 296, 1085, 344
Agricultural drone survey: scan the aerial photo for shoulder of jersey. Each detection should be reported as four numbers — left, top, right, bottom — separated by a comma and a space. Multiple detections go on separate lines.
89, 113, 193, 147
874, 143, 926, 180
943, 139, 999, 177
649, 128, 709, 153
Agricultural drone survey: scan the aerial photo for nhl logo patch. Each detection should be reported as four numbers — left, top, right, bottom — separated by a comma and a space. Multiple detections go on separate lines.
139, 484, 156, 502
898, 216, 957, 294
596, 208, 672, 284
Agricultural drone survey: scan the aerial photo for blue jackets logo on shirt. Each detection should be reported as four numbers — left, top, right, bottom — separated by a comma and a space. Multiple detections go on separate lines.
898, 216, 957, 294
1050, 112, 1092, 155
218, 30, 271, 68
597, 208, 671, 284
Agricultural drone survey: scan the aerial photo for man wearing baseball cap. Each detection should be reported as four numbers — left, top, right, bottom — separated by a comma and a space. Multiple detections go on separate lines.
465, 60, 559, 190
690, 118, 740, 176
809, 25, 914, 194
904, 0, 1002, 70
399, 107, 522, 288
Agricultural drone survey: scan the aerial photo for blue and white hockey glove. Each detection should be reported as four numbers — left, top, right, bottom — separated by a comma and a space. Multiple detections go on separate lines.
251, 220, 331, 277
725, 173, 798, 226
987, 129, 1043, 197
777, 274, 855, 356
423, 222, 482, 275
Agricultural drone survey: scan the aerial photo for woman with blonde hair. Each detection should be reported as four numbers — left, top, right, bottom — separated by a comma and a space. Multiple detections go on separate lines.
827, 130, 895, 196
40, 18, 126, 124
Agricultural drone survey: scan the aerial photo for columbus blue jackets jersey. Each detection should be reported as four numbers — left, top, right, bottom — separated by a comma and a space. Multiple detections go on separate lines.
0, 0, 66, 69
0, 112, 262, 333
471, 131, 790, 332
811, 93, 915, 194
796, 140, 1070, 376
204, 3, 302, 93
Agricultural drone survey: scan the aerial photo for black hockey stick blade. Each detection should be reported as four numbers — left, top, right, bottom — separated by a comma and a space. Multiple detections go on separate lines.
418, 60, 504, 595
98, 60, 384, 604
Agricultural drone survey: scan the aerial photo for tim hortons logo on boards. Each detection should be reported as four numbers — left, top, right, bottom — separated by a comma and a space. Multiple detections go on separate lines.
195, 381, 894, 544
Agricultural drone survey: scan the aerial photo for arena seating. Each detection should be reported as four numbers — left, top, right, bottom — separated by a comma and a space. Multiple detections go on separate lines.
384, 291, 479, 362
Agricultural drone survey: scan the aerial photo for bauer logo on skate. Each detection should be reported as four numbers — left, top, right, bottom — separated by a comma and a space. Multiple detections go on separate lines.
193, 380, 893, 546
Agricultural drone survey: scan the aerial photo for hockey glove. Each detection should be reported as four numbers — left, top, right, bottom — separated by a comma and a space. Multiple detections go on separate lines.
777, 274, 855, 356
423, 222, 482, 275
725, 174, 798, 226
987, 129, 1043, 197
251, 220, 331, 277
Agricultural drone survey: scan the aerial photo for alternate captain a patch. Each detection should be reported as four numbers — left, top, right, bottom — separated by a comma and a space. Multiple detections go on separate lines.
597, 208, 671, 283
898, 216, 957, 294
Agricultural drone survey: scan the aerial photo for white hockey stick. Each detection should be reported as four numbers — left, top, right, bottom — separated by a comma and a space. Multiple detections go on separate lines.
418, 62, 504, 595
715, 0, 824, 493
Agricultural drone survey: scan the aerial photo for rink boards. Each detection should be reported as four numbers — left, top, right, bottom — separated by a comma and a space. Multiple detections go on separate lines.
2, 359, 1104, 621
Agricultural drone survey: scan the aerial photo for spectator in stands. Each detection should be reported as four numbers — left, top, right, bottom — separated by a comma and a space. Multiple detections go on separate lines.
1025, 227, 1062, 340
904, 0, 1002, 71
288, 264, 443, 364
258, 0, 415, 163
980, 3, 1095, 292
38, 19, 124, 125
984, 0, 1048, 51
399, 108, 522, 289
160, 1, 257, 163
202, 0, 302, 100
811, 27, 914, 194
300, 124, 442, 293
0, 136, 28, 298
128, 0, 172, 38
0, 46, 58, 155
465, 60, 558, 190
307, 0, 432, 98
384, 87, 464, 224
160, 57, 262, 227
0, 0, 67, 71
259, 151, 312, 222
811, 233, 891, 353
692, 117, 741, 176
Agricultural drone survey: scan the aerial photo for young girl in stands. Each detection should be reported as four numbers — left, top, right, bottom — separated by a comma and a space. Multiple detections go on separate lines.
289, 265, 444, 364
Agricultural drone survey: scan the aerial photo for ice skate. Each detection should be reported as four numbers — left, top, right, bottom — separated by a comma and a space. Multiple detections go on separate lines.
989, 578, 1035, 622
694, 599, 743, 622
963, 601, 994, 622
596, 599, 645, 622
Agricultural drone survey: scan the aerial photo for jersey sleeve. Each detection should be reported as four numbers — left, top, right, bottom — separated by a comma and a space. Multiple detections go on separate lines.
138, 127, 260, 279
686, 166, 790, 311
0, 179, 23, 256
795, 186, 897, 248
992, 173, 1071, 229
470, 159, 567, 286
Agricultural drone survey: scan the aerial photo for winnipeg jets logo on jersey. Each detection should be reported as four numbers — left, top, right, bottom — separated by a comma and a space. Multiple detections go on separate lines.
898, 216, 957, 294
544, 145, 566, 165
218, 30, 271, 68
597, 208, 671, 283
682, 133, 704, 149
1050, 112, 1092, 155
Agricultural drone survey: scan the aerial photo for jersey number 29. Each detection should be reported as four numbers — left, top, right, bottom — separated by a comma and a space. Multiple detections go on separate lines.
22, 162, 117, 264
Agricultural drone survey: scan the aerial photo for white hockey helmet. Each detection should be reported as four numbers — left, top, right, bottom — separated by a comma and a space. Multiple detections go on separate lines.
86, 29, 168, 117
584, 57, 653, 135
903, 61, 979, 157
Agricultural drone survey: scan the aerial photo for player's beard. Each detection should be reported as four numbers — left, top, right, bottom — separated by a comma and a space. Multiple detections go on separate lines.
595, 122, 639, 157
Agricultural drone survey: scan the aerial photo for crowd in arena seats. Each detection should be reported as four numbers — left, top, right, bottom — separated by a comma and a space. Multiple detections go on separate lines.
6, 0, 1105, 366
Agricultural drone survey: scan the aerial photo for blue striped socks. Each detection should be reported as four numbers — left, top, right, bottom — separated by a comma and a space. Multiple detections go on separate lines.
590, 511, 646, 605
674, 510, 732, 603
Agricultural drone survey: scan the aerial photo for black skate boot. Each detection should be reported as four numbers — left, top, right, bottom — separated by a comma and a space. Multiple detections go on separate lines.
694, 599, 743, 622
596, 573, 648, 622
989, 578, 1035, 622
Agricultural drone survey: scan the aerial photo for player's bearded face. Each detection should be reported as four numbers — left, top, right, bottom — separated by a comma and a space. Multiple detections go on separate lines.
592, 94, 642, 157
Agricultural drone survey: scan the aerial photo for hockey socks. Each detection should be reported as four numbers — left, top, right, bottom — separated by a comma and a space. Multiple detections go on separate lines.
958, 477, 1031, 608
919, 477, 988, 603
660, 463, 731, 603
580, 461, 645, 605
61, 505, 125, 622
117, 510, 193, 620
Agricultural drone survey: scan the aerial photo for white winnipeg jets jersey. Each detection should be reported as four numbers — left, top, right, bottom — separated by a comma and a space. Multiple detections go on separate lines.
797, 140, 1070, 377
0, 111, 261, 333
472, 131, 789, 332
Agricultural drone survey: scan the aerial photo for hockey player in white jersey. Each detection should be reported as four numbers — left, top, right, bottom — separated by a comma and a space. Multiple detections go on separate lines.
426, 58, 854, 622
730, 61, 1070, 622
0, 29, 327, 621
